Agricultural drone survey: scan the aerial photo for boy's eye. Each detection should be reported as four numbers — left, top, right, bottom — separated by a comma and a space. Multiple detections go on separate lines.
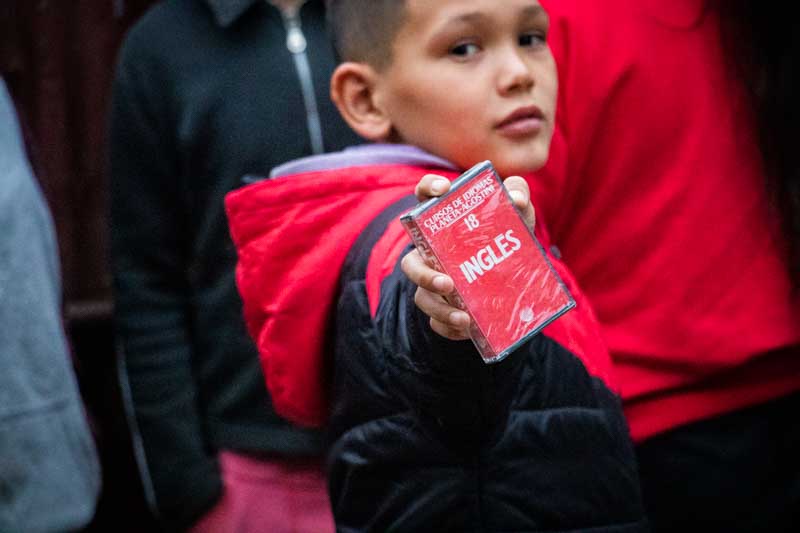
450, 42, 481, 57
519, 33, 545, 47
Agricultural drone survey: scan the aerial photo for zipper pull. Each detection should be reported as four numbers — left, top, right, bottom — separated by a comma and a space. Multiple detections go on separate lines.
286, 22, 307, 54
276, 1, 308, 54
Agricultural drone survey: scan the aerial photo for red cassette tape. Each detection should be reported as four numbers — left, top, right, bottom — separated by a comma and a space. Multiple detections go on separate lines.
400, 160, 574, 363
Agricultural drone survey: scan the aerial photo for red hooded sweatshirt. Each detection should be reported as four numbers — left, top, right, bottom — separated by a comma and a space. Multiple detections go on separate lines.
536, 0, 800, 441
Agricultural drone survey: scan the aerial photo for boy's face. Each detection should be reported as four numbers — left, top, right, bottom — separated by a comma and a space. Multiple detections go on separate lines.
375, 0, 557, 176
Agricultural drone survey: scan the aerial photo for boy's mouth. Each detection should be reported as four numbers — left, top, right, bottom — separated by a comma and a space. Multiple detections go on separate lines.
495, 106, 545, 137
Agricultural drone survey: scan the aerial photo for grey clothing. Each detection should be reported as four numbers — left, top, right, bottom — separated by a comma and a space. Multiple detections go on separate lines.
0, 79, 100, 533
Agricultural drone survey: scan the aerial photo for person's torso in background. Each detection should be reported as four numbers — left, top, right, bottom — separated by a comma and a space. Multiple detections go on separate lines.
535, 0, 800, 441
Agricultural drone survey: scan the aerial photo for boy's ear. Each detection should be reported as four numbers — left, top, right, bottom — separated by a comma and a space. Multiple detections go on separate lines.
331, 62, 393, 142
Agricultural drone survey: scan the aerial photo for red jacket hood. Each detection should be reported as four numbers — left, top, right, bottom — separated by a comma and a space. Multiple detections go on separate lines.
226, 159, 457, 426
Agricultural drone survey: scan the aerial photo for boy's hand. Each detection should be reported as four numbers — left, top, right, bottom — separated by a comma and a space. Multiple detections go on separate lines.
401, 173, 536, 340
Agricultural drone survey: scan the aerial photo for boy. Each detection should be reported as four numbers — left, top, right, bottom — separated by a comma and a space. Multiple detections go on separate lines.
225, 0, 647, 530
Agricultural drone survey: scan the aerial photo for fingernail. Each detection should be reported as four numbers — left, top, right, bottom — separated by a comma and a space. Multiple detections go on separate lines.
433, 275, 448, 291
431, 179, 448, 195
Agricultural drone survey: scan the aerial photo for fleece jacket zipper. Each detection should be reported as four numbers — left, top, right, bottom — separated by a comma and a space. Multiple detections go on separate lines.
276, 1, 325, 155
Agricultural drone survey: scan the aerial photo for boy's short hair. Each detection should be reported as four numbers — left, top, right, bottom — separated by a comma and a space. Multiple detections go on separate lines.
327, 0, 407, 70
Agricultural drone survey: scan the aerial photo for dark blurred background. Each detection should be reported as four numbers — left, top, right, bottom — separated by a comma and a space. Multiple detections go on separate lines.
2, 1, 162, 530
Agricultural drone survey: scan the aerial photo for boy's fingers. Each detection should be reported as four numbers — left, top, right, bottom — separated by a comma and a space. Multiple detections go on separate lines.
402, 249, 470, 340
401, 250, 454, 295
429, 317, 471, 341
504, 175, 536, 229
415, 173, 451, 201
413, 287, 470, 330
404, 174, 532, 342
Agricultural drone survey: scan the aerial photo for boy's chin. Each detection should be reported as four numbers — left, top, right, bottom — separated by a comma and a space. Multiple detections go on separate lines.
448, 143, 549, 176
492, 157, 547, 177
488, 145, 549, 177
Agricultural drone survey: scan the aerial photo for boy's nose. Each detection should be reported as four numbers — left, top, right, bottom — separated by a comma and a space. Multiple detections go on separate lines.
498, 48, 535, 95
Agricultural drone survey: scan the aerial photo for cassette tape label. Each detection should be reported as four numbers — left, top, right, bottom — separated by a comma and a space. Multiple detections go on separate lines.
401, 161, 575, 362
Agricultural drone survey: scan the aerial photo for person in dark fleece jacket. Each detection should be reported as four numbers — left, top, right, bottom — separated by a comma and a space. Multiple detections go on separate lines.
108, 0, 361, 530
226, 0, 648, 530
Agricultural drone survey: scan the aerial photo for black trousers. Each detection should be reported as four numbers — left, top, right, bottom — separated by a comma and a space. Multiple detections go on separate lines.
636, 390, 800, 532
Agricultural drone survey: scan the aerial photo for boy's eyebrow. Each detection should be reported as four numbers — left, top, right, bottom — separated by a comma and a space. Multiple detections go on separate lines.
446, 11, 489, 26
518, 4, 549, 23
